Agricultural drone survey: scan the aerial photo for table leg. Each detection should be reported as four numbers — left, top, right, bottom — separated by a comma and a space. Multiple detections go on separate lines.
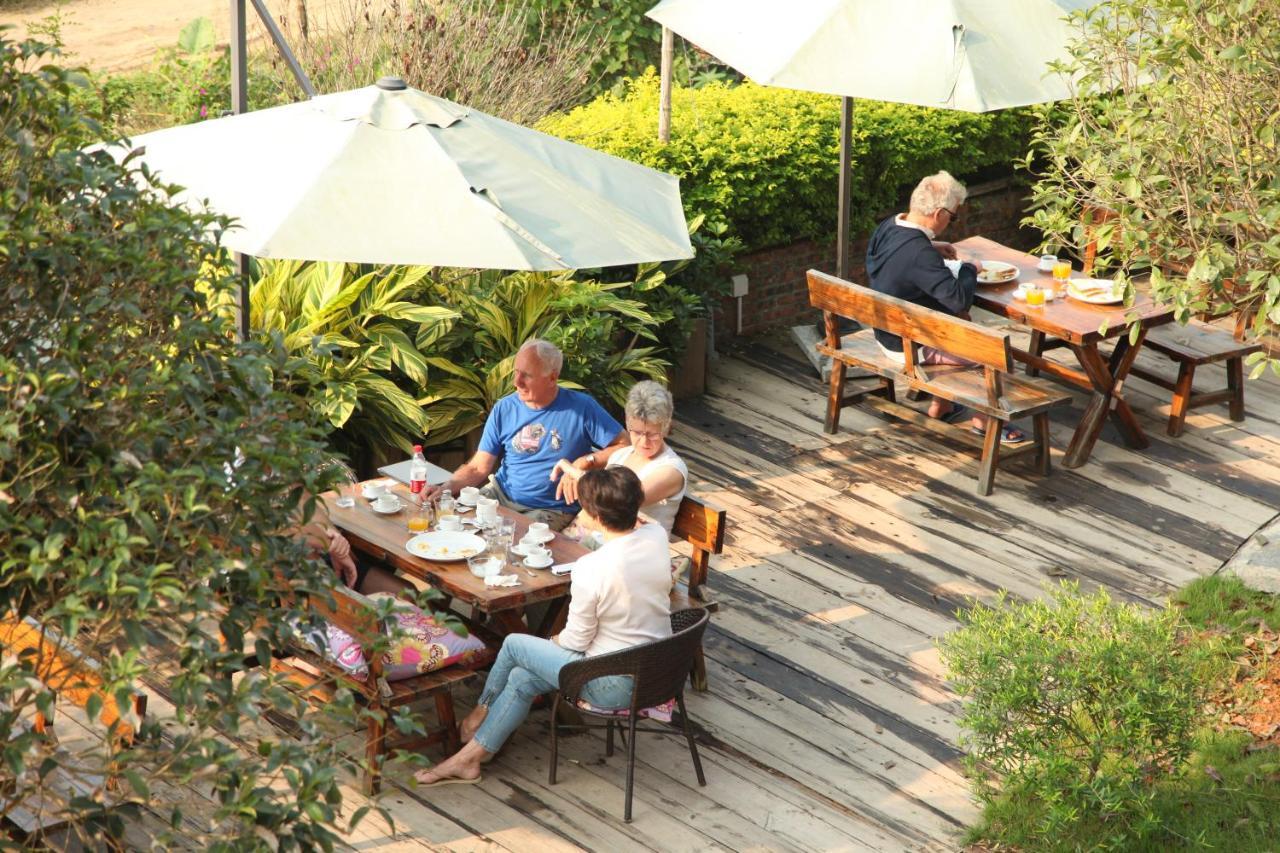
492, 609, 529, 636
534, 598, 571, 639
1063, 334, 1150, 468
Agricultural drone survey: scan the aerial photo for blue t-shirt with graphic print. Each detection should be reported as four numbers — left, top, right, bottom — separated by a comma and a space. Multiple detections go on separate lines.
479, 389, 622, 511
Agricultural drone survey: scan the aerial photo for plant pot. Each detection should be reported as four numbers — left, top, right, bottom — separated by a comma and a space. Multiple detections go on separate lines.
667, 317, 708, 400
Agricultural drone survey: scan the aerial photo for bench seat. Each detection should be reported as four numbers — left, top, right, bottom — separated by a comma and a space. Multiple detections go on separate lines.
809, 270, 1073, 495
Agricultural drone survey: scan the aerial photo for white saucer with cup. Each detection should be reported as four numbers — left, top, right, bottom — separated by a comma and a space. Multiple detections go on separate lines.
1038, 254, 1058, 273
1013, 282, 1035, 302
523, 521, 553, 543
372, 493, 401, 514
458, 485, 481, 506
361, 481, 388, 500
438, 515, 463, 532
523, 545, 553, 569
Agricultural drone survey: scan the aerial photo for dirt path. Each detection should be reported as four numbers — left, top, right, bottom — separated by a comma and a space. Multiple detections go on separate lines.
0, 0, 359, 74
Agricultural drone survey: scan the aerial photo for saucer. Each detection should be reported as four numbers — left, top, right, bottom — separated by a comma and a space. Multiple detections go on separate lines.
523, 555, 554, 569
521, 530, 555, 544
371, 498, 402, 514
456, 494, 481, 507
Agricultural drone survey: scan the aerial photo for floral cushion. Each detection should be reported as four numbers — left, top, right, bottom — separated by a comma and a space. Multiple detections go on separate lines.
574, 697, 676, 723
301, 596, 489, 682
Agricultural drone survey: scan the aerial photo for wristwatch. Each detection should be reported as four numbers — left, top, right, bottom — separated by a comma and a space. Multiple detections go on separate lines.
586, 453, 597, 467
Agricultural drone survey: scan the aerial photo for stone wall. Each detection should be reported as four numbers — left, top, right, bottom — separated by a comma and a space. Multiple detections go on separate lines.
710, 176, 1040, 344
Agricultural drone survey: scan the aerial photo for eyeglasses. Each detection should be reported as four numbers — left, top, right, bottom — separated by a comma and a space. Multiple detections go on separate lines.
627, 427, 664, 441
940, 206, 958, 220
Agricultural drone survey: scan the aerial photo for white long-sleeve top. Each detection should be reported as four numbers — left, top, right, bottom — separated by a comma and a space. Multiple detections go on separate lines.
556, 522, 672, 657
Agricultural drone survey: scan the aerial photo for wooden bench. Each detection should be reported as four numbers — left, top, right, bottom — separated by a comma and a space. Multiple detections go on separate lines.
808, 270, 1073, 495
1, 615, 147, 845
270, 586, 477, 795
668, 495, 726, 692
1074, 207, 1263, 436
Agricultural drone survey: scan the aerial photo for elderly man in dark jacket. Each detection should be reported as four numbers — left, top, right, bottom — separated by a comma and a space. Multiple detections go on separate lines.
865, 171, 1026, 444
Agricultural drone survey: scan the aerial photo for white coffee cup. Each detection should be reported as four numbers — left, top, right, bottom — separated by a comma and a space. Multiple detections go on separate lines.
528, 521, 550, 538
438, 516, 462, 532
459, 485, 480, 504
1038, 254, 1058, 272
525, 546, 552, 566
373, 494, 399, 512
477, 497, 499, 525
362, 482, 387, 500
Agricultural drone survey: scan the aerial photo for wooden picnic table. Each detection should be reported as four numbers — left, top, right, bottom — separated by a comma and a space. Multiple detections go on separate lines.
327, 478, 584, 639
955, 236, 1176, 469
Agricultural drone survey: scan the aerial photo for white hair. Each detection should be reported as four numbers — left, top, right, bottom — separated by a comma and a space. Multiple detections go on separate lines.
908, 171, 968, 216
625, 380, 674, 429
518, 338, 563, 375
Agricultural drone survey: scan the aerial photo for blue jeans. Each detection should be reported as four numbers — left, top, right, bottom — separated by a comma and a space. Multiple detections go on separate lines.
472, 633, 633, 753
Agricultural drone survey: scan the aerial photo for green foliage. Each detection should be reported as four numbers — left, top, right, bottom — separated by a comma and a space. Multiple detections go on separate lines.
506, 0, 663, 86
0, 34, 386, 848
539, 71, 1033, 253
1024, 0, 1280, 349
940, 583, 1211, 850
1174, 574, 1280, 642
251, 260, 456, 455
416, 268, 670, 446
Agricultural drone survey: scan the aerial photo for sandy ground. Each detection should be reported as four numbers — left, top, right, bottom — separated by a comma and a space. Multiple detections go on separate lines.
0, 0, 362, 73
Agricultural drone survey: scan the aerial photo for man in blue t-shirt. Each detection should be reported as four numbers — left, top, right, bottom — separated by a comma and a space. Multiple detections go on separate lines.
426, 339, 625, 530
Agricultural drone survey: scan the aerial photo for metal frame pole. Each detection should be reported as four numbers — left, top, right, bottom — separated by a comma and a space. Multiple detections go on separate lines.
230, 0, 251, 340
658, 27, 674, 143
836, 96, 853, 281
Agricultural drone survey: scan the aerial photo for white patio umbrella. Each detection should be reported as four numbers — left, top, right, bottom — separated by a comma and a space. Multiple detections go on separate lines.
646, 0, 1097, 280
112, 77, 694, 271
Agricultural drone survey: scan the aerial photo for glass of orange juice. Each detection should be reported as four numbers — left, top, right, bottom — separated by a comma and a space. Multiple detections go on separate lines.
407, 501, 432, 533
1052, 260, 1072, 288
1026, 286, 1045, 306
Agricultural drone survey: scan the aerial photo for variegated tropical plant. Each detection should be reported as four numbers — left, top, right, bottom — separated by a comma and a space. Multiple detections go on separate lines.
251, 260, 457, 453
416, 267, 671, 446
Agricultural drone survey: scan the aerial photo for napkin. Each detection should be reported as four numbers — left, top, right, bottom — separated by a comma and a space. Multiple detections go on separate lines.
551, 562, 576, 576
484, 574, 521, 588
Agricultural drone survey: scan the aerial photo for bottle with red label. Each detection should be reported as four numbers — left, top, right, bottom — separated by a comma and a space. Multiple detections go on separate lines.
409, 444, 428, 502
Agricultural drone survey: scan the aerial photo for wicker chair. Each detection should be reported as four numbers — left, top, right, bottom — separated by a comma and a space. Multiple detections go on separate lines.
548, 607, 710, 822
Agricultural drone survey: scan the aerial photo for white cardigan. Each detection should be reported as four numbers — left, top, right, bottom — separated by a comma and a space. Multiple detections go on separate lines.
556, 522, 672, 657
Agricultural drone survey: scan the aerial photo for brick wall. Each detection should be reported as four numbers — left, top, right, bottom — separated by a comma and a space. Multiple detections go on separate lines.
711, 176, 1039, 344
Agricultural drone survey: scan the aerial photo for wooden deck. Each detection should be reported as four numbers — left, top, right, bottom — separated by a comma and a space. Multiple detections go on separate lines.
46, 324, 1280, 851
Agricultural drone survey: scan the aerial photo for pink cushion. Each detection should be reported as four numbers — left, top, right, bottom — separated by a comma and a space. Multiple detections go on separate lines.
314, 600, 488, 682
575, 697, 676, 723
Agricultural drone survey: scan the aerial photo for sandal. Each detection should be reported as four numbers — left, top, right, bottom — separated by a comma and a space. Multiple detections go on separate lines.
971, 423, 1029, 445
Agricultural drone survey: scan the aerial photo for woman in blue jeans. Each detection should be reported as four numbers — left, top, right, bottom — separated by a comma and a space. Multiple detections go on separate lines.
414, 466, 673, 787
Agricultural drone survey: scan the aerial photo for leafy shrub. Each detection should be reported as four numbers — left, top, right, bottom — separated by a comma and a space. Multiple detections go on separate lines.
939, 583, 1211, 849
416, 267, 670, 446
251, 260, 457, 454
539, 71, 1033, 252
505, 0, 664, 88
0, 34, 385, 848
1024, 0, 1280, 347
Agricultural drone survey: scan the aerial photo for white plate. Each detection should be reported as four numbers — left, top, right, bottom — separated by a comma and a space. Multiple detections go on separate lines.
371, 498, 403, 514
523, 555, 554, 569
976, 260, 1019, 285
1066, 278, 1124, 304
406, 531, 486, 562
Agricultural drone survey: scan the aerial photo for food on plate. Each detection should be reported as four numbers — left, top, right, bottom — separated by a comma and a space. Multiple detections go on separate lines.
977, 263, 1018, 283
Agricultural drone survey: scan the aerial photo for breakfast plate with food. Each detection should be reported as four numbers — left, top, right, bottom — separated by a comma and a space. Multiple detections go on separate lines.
976, 260, 1019, 285
406, 531, 486, 562
1066, 278, 1124, 304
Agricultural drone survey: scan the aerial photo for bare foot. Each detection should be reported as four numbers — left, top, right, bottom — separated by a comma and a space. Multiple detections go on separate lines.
413, 750, 483, 787
460, 705, 487, 744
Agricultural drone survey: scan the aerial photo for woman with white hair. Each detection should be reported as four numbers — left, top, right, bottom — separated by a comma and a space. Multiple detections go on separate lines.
552, 380, 687, 533
864, 171, 1027, 444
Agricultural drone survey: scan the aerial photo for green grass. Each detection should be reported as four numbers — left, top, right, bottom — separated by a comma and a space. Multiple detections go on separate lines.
963, 575, 1280, 852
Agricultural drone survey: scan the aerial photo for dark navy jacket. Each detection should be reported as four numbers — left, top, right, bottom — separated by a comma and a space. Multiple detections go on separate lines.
864, 215, 978, 352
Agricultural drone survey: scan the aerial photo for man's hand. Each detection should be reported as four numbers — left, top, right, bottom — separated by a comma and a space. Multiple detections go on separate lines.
551, 458, 585, 503
326, 528, 352, 561
334, 552, 358, 587
933, 241, 958, 260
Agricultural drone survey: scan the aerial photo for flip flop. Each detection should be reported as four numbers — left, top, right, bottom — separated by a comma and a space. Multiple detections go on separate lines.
413, 770, 483, 788
971, 423, 1029, 445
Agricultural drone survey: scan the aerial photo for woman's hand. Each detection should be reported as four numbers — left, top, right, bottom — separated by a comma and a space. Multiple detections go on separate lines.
550, 458, 586, 503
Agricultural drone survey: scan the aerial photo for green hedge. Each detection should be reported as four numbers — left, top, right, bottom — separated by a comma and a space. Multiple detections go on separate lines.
539, 71, 1032, 251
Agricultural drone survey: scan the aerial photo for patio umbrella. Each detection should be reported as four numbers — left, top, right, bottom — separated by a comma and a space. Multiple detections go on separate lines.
110, 77, 694, 271
646, 0, 1097, 281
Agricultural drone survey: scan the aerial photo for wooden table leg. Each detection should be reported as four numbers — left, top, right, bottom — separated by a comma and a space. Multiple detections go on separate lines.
492, 609, 529, 636
1063, 334, 1149, 468
534, 598, 571, 640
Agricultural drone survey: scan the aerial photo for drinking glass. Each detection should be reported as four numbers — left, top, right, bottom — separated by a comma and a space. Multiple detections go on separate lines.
317, 457, 358, 509
1052, 260, 1072, 290
1026, 286, 1045, 306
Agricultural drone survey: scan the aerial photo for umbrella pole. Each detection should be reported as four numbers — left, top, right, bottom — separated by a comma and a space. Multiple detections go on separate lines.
836, 96, 853, 281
